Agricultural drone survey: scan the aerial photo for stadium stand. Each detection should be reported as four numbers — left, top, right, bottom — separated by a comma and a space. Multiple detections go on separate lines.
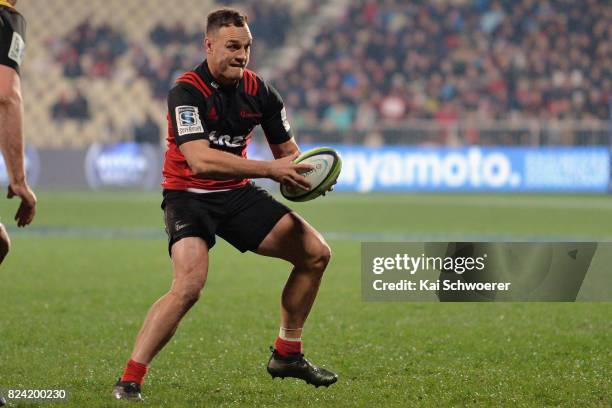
18, 0, 317, 147
15, 0, 612, 147
274, 0, 611, 144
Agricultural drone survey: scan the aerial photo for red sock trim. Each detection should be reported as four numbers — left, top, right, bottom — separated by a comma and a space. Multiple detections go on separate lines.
121, 359, 148, 385
274, 336, 302, 357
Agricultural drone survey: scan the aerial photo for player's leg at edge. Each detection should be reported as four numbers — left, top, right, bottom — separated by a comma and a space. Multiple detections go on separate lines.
0, 223, 11, 264
113, 237, 209, 401
256, 212, 338, 388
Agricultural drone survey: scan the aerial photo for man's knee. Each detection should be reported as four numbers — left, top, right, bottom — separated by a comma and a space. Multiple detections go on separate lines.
172, 275, 206, 307
171, 259, 207, 307
300, 237, 332, 273
0, 224, 10, 264
170, 237, 208, 306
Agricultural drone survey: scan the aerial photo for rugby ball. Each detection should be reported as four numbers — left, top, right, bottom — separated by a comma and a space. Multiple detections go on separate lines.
280, 147, 342, 202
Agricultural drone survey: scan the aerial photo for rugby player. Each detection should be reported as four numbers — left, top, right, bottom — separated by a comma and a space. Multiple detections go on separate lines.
113, 8, 337, 401
0, 0, 36, 265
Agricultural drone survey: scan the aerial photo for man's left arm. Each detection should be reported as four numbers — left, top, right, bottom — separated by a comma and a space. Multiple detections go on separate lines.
269, 137, 335, 195
269, 138, 299, 159
259, 82, 335, 194
260, 82, 297, 159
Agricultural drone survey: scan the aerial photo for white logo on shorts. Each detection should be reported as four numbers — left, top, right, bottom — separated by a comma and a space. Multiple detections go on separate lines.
175, 221, 191, 231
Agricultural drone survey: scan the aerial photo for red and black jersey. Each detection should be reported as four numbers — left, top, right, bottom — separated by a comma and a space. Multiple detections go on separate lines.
162, 60, 293, 191
0, 1, 26, 75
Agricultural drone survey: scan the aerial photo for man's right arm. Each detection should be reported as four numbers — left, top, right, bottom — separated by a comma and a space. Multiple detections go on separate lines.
168, 85, 312, 190
0, 65, 24, 185
179, 139, 312, 190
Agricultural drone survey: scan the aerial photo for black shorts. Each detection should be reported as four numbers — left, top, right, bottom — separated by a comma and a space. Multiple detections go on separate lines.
162, 183, 291, 255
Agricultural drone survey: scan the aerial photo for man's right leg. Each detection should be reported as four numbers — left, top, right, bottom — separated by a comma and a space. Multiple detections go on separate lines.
113, 237, 208, 400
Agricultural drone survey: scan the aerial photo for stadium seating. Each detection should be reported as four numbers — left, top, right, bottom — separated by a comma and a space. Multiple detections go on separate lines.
16, 0, 611, 147
18, 0, 315, 147
275, 0, 611, 133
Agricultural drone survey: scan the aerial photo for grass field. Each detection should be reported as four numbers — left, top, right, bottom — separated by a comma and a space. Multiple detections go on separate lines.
0, 191, 610, 407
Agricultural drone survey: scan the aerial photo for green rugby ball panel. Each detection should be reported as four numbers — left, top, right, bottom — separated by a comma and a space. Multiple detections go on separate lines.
280, 147, 342, 202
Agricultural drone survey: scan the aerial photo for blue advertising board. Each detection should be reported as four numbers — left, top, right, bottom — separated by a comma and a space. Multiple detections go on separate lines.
0, 146, 41, 187
296, 145, 610, 193
85, 142, 161, 190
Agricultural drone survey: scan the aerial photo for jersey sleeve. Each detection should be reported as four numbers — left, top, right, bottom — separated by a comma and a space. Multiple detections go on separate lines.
167, 84, 210, 146
260, 82, 293, 145
0, 9, 26, 74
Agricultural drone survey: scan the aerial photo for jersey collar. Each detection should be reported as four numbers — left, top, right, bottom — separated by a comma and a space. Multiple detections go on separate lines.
198, 60, 243, 92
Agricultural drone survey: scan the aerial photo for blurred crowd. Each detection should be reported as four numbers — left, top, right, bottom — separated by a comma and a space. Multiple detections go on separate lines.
276, 0, 611, 133
49, 1, 309, 102
51, 89, 90, 122
49, 19, 128, 79
136, 0, 317, 100
44, 0, 610, 145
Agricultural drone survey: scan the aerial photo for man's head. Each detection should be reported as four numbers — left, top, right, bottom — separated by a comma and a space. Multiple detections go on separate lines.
8, 0, 18, 6
205, 8, 251, 84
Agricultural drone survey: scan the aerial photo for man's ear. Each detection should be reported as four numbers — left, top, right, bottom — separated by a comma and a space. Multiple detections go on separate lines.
204, 36, 213, 54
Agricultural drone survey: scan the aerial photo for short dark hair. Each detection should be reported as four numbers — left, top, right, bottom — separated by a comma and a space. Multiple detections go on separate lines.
206, 8, 248, 35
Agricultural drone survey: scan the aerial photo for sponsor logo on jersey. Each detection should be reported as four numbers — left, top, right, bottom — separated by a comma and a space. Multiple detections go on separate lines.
209, 131, 248, 148
176, 106, 204, 136
8, 32, 25, 66
240, 110, 263, 119
207, 106, 218, 121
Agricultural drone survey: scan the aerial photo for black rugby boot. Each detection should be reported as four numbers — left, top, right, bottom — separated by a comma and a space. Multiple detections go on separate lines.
267, 347, 338, 387
112, 379, 143, 401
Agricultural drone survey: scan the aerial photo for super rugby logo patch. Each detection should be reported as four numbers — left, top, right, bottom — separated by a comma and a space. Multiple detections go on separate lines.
176, 106, 204, 136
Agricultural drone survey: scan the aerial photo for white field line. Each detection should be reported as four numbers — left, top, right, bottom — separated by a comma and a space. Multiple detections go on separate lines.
7, 226, 612, 242
314, 195, 612, 210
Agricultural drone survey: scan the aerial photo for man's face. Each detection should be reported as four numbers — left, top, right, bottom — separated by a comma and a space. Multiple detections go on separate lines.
9, 0, 18, 5
205, 24, 252, 83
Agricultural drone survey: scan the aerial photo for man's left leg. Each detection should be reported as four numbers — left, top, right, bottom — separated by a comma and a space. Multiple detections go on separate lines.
256, 211, 338, 387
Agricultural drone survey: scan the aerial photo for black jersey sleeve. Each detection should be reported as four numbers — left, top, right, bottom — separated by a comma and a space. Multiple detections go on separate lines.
167, 84, 210, 146
0, 7, 26, 74
260, 82, 293, 145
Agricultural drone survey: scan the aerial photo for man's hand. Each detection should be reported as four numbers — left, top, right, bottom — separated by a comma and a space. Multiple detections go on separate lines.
7, 182, 36, 227
321, 181, 337, 196
268, 152, 314, 191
